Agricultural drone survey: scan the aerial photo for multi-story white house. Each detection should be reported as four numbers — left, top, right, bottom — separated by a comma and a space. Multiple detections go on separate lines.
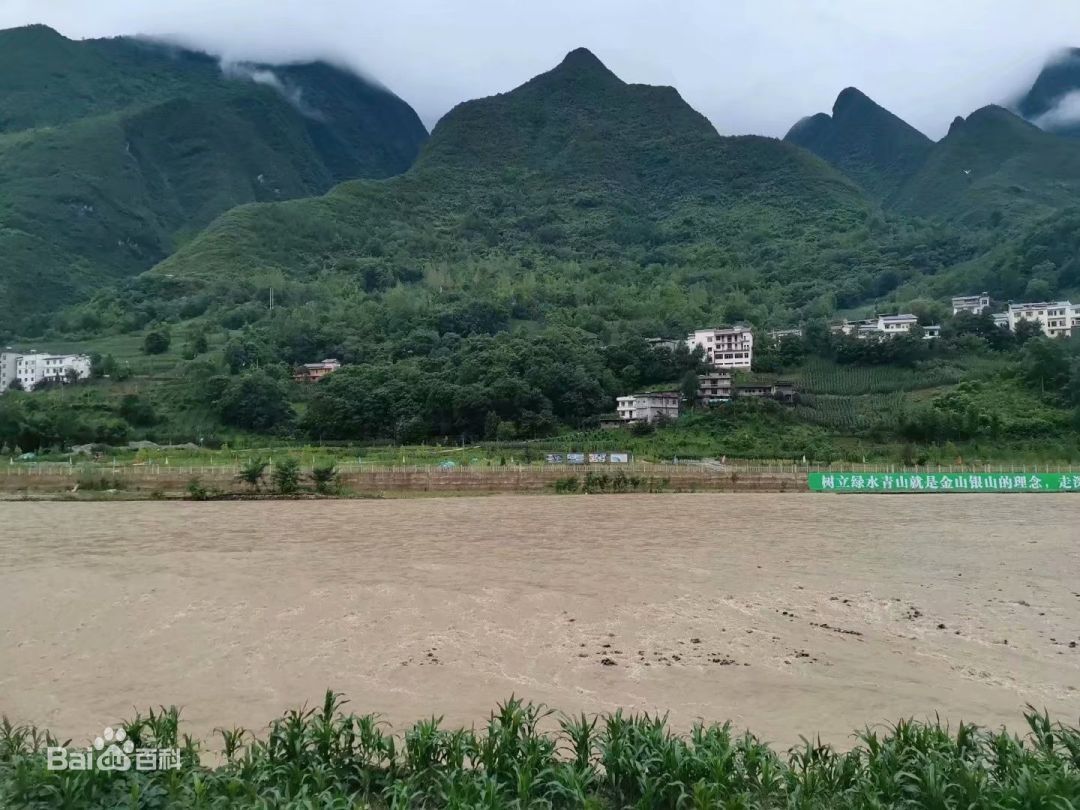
951, 293, 991, 316
686, 326, 754, 369
0, 351, 92, 392
615, 392, 680, 424
1003, 301, 1080, 338
696, 371, 733, 405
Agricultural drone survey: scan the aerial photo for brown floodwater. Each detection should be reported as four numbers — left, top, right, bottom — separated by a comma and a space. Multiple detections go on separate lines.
1, 495, 1078, 750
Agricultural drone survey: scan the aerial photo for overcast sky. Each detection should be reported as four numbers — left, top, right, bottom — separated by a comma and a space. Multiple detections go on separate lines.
3, 0, 1080, 138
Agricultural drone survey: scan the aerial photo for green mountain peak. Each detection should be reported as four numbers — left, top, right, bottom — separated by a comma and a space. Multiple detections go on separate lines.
414, 47, 722, 188
832, 86, 873, 113
555, 47, 614, 74
784, 86, 931, 198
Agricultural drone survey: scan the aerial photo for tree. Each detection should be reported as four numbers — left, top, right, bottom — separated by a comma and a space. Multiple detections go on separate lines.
1021, 338, 1070, 394
680, 371, 698, 407
143, 330, 171, 355
236, 457, 268, 490
944, 311, 1012, 351
1068, 357, 1080, 407
223, 336, 267, 374
310, 462, 338, 494
215, 370, 293, 431
802, 319, 834, 358
272, 457, 301, 495
1014, 319, 1044, 345
119, 394, 157, 426
1024, 277, 1054, 302
182, 332, 209, 360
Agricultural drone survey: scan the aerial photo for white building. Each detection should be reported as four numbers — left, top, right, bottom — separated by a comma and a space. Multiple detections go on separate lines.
0, 351, 18, 392
951, 293, 991, 316
0, 351, 92, 392
616, 392, 680, 424
293, 358, 342, 384
644, 337, 680, 352
836, 314, 939, 340
696, 371, 733, 405
1003, 301, 1080, 338
687, 326, 753, 369
767, 328, 803, 341
876, 314, 920, 335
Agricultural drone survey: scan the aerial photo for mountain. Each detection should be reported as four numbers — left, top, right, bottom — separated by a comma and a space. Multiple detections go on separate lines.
4, 47, 1002, 450
784, 87, 933, 198
0, 24, 427, 326
1016, 47, 1080, 136
147, 47, 871, 289
887, 104, 1080, 226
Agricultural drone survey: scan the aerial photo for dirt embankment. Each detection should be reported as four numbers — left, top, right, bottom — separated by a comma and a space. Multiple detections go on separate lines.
0, 465, 807, 498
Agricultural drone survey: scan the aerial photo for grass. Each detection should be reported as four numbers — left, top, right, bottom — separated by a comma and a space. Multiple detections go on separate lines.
2, 694, 1078, 808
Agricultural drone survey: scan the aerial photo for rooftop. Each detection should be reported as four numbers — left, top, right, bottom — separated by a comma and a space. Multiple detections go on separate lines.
878, 314, 918, 322
1008, 301, 1072, 310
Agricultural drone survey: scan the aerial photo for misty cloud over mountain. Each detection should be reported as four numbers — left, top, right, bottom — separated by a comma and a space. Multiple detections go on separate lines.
2, 0, 1080, 138
219, 60, 327, 121
1033, 91, 1080, 128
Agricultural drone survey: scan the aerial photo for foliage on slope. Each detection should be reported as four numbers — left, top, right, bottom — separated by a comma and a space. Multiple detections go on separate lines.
142, 49, 982, 329
887, 105, 1080, 228
0, 24, 427, 325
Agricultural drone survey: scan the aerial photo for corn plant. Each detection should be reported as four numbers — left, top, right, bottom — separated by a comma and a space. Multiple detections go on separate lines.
235, 457, 268, 490
3, 695, 1079, 808
310, 462, 339, 494
272, 457, 301, 495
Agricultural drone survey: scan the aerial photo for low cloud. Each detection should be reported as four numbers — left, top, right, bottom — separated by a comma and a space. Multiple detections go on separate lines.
1033, 89, 1080, 128
220, 61, 326, 121
3, 0, 1080, 138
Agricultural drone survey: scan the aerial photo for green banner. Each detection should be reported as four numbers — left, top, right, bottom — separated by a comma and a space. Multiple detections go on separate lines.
808, 472, 1080, 493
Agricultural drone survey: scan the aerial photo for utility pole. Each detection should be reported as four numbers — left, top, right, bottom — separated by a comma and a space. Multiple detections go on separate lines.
269, 287, 274, 312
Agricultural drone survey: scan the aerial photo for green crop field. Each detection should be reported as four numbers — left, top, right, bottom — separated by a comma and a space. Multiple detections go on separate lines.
2, 695, 1079, 808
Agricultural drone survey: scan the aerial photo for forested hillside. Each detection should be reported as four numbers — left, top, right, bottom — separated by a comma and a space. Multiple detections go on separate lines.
0, 25, 427, 327
888, 105, 1080, 227
140, 48, 978, 323
3, 41, 1080, 459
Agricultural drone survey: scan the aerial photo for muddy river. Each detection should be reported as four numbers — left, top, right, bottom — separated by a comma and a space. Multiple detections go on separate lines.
2, 495, 1078, 749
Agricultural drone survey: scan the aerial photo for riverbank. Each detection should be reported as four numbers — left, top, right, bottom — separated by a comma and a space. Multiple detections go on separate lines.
0, 463, 807, 498
5, 460, 1079, 499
